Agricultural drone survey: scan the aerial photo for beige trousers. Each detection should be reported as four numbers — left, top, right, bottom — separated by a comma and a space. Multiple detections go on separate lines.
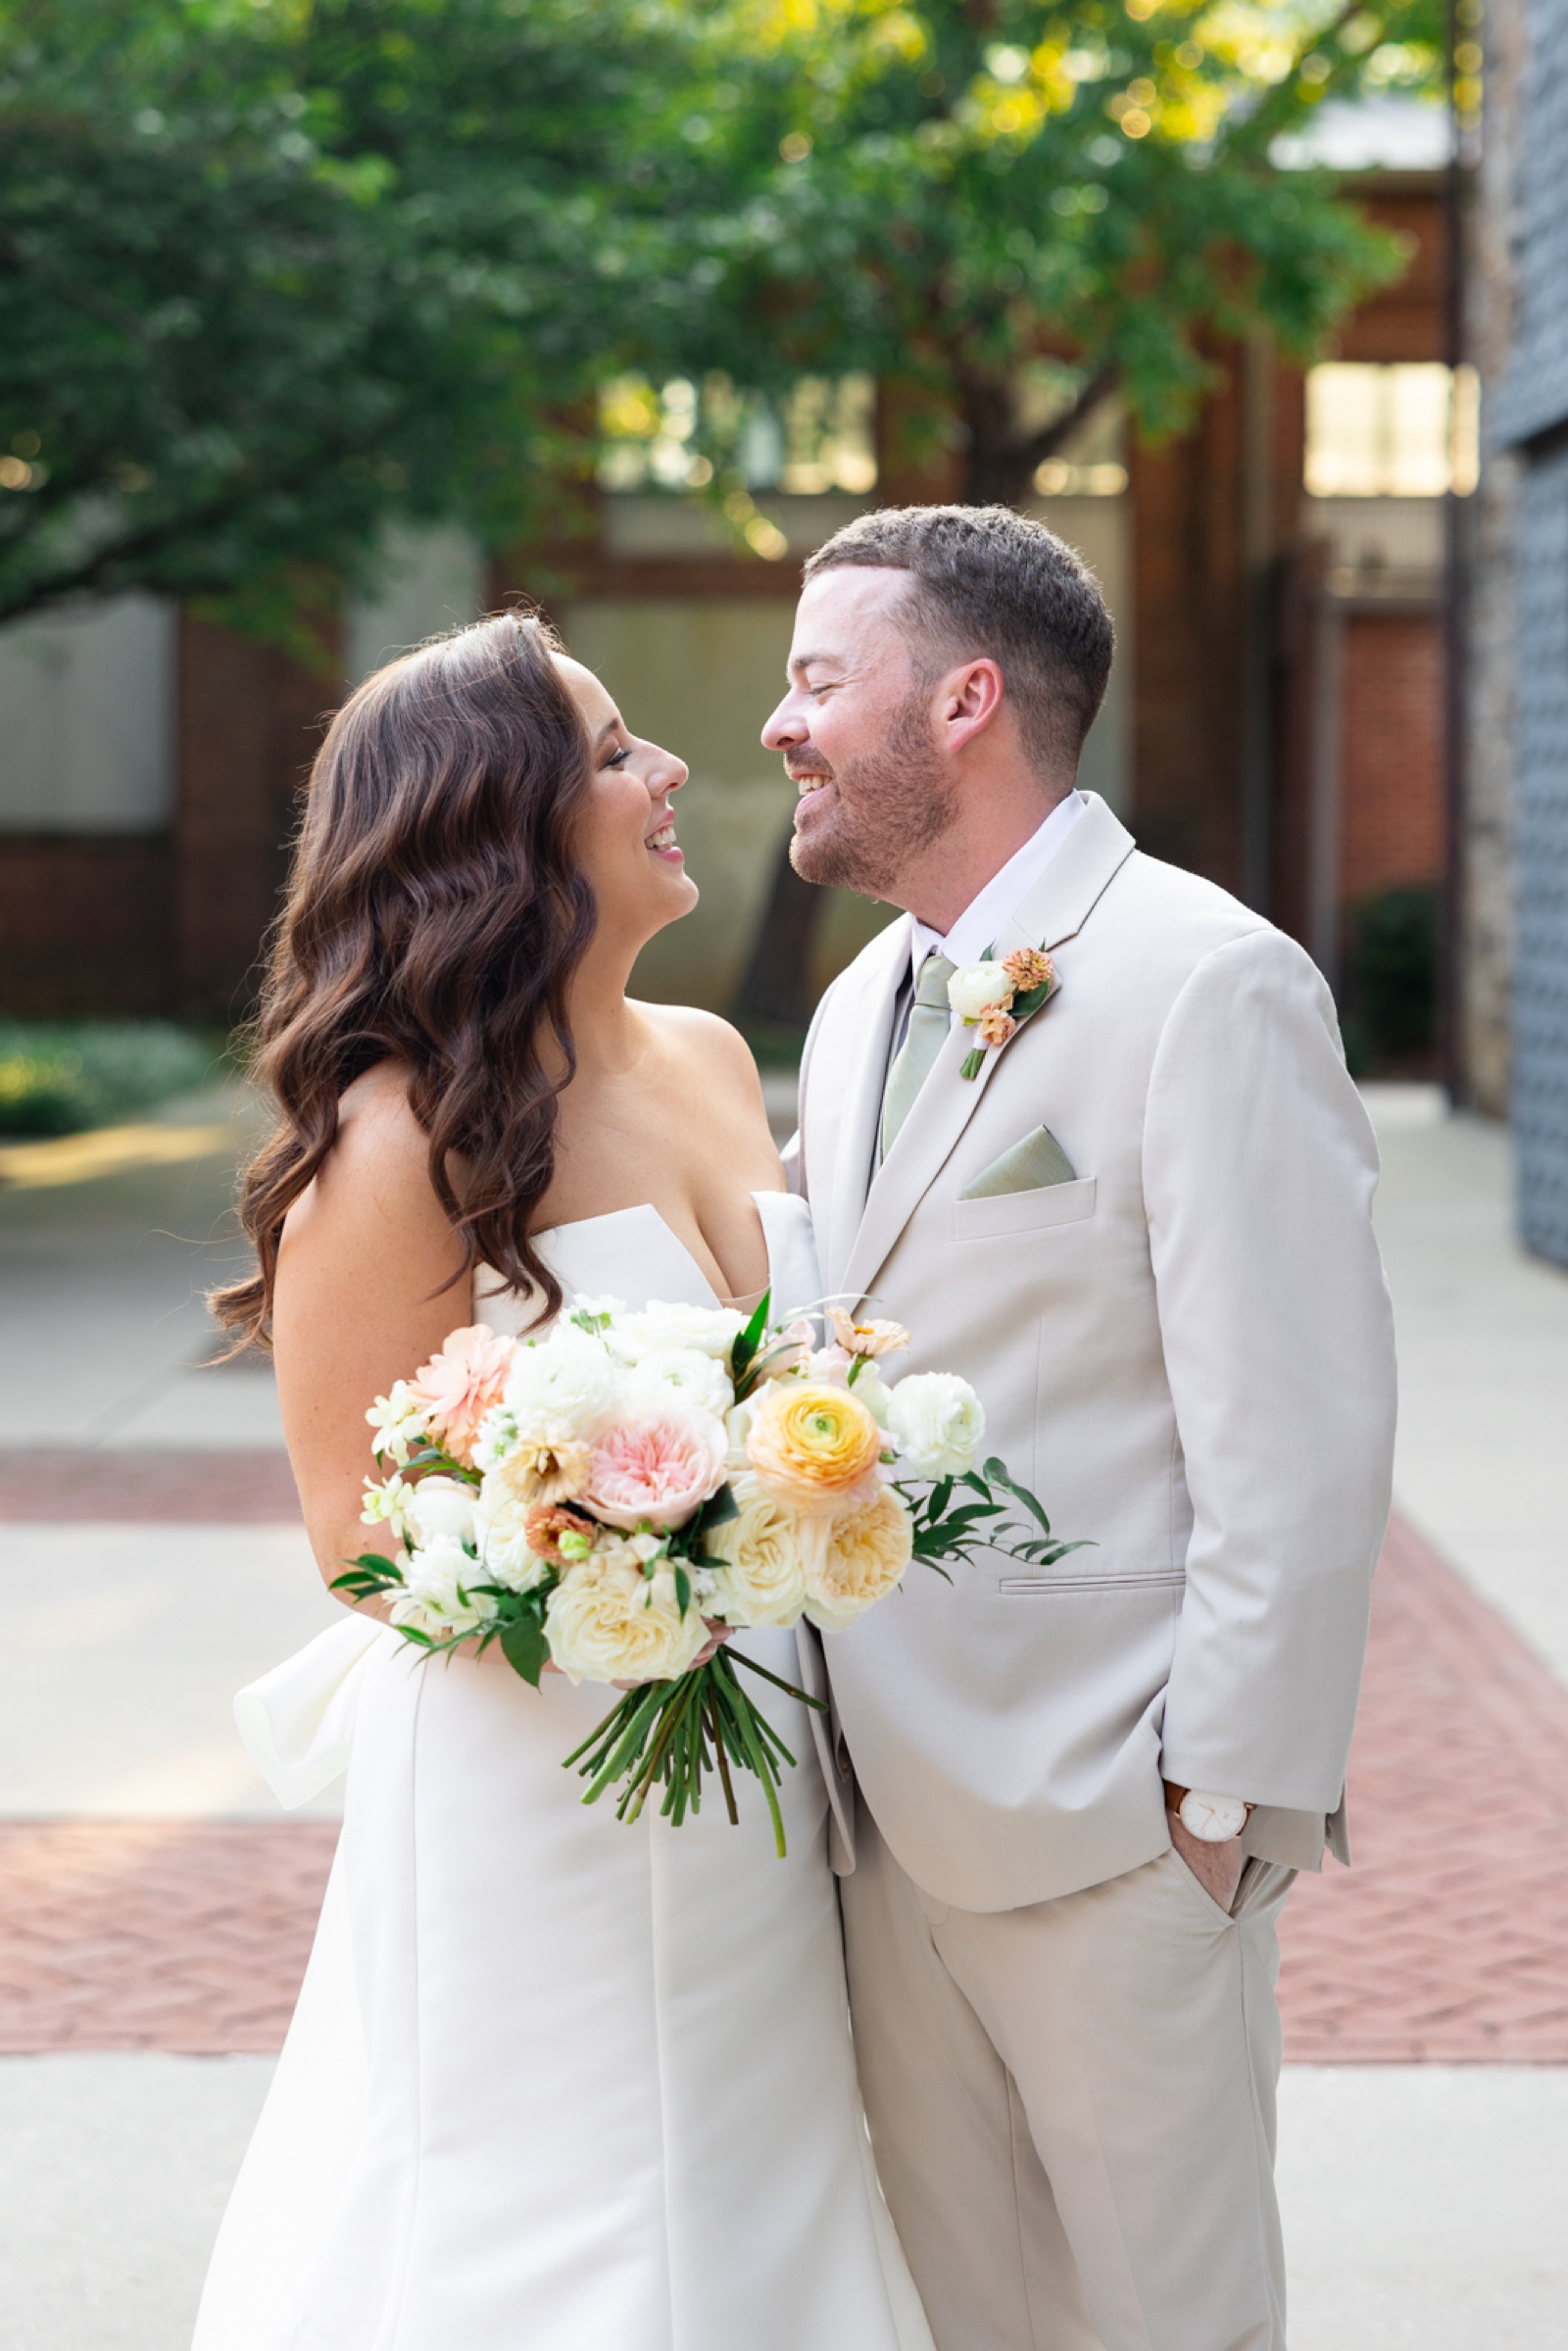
843, 1802, 1294, 2351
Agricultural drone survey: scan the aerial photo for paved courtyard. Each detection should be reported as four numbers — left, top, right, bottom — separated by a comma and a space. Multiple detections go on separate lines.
1, 1084, 1565, 2347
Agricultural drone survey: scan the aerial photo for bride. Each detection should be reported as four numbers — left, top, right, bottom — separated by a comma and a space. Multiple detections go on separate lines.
195, 613, 933, 2351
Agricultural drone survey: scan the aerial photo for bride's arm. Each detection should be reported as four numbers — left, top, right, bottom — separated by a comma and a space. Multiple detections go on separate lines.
272, 1065, 471, 1602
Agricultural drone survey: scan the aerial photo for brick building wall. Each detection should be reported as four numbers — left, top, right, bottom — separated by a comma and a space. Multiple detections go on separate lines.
173, 615, 332, 1024
0, 617, 331, 1025
1339, 611, 1446, 905
0, 837, 172, 1017
1129, 177, 1447, 951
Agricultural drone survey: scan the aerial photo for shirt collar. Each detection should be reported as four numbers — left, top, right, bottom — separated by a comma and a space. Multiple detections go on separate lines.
909, 790, 1086, 986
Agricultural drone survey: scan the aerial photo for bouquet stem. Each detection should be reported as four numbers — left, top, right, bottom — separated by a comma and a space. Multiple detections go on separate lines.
564, 1648, 821, 1859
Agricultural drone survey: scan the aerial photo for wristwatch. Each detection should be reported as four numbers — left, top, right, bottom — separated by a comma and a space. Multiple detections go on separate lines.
1164, 1783, 1251, 1844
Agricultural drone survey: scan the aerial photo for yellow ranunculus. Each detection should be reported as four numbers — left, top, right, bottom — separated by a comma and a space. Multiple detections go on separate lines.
746, 1381, 883, 1516
802, 1488, 914, 1631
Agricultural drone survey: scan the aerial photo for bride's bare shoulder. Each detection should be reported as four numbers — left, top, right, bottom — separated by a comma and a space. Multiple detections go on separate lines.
635, 1002, 765, 1100
282, 1060, 448, 1258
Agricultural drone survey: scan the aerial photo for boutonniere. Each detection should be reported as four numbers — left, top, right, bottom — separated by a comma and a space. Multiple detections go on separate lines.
948, 945, 1058, 1080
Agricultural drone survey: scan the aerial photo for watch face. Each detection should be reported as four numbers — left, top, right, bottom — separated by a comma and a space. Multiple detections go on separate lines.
1179, 1791, 1248, 1843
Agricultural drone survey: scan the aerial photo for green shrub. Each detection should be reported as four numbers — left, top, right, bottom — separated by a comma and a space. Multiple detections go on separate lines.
1340, 884, 1438, 1075
0, 1022, 220, 1137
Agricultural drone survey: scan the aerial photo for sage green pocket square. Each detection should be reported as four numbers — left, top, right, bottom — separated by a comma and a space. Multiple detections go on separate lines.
960, 1125, 1078, 1200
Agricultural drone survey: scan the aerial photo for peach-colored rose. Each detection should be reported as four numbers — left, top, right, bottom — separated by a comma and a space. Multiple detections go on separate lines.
801, 1486, 913, 1631
407, 1325, 514, 1464
1002, 946, 1054, 996
583, 1404, 728, 1530
976, 1006, 1018, 1050
746, 1381, 883, 1516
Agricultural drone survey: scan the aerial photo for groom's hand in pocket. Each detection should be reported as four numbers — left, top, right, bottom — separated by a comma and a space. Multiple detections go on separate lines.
1168, 1811, 1248, 1914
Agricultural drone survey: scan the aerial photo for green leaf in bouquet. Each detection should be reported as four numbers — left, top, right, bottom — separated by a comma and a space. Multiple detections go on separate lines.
399, 1444, 482, 1485
674, 1564, 692, 1616
330, 1554, 402, 1599
729, 1287, 772, 1386
982, 1457, 1054, 1537
500, 1609, 549, 1687
690, 1483, 740, 1545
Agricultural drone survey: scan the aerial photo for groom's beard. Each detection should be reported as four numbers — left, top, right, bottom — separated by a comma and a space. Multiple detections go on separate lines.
786, 696, 957, 897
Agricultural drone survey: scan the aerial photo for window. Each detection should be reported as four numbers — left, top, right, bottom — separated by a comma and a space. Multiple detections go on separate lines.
1305, 362, 1480, 498
597, 373, 876, 497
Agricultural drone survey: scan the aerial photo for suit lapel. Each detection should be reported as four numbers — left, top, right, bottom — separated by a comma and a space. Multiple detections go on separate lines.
817, 912, 911, 1299
838, 795, 1137, 1309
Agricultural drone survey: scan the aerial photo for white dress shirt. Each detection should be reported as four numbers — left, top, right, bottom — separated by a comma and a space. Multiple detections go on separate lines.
907, 789, 1085, 991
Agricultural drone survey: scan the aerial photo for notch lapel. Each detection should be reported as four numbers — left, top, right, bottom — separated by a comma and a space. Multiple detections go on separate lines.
838, 795, 1137, 1308
818, 913, 911, 1299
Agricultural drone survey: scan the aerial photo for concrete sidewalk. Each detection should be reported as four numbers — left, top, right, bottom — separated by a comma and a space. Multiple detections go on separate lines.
1, 1084, 1566, 2350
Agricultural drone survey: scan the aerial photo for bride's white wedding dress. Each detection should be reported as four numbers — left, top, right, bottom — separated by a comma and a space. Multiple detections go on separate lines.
194, 1189, 933, 2351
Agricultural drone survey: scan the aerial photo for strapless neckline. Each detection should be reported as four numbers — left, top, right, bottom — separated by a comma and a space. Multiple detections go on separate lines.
531, 1192, 792, 1312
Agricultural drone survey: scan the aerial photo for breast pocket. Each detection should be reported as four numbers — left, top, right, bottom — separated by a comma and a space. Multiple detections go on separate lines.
953, 1175, 1097, 1242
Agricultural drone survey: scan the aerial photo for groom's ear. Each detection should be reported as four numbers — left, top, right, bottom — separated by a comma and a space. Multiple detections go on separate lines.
938, 658, 1006, 753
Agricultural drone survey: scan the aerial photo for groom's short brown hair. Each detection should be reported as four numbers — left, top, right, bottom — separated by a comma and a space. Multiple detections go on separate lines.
802, 504, 1114, 780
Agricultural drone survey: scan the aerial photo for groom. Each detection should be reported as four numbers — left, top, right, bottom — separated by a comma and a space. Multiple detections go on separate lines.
765, 506, 1396, 2351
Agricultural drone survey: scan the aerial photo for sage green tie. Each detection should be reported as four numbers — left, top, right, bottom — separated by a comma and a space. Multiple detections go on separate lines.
880, 952, 956, 1159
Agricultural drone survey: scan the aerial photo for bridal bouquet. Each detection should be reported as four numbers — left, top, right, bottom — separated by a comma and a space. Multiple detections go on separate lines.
335, 1292, 1078, 1855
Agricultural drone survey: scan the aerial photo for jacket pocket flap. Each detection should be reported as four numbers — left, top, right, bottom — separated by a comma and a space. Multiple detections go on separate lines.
954, 1175, 1097, 1239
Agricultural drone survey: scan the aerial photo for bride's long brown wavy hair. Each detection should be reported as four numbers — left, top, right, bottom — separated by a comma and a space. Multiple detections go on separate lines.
212, 612, 595, 1347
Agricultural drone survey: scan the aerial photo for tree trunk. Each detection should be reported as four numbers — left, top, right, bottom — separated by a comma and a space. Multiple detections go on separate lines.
733, 833, 824, 1030
956, 363, 1119, 508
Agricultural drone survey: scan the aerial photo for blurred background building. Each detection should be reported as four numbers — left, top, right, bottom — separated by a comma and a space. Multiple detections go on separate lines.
0, 125, 1462, 1043
9, 2, 1568, 1272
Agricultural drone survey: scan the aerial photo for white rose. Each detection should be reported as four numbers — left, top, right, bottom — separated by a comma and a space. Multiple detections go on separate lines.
849, 1364, 893, 1428
545, 1550, 709, 1686
471, 1477, 554, 1593
611, 1300, 746, 1365
947, 960, 1014, 1021
403, 1475, 479, 1550
499, 1326, 620, 1440
629, 1345, 735, 1419
886, 1372, 987, 1478
390, 1534, 498, 1638
703, 1472, 808, 1628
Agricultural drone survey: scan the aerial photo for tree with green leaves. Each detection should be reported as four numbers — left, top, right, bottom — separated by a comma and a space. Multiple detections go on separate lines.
1, 0, 1442, 633
619, 0, 1446, 506
0, 0, 709, 629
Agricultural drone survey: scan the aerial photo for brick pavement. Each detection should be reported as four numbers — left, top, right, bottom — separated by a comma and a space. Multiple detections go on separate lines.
1278, 1512, 1568, 2061
0, 1448, 300, 1521
0, 1821, 336, 2054
0, 1512, 1563, 2059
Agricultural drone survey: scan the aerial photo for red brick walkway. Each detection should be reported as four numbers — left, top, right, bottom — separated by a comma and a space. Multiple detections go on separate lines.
0, 1513, 1564, 2058
1278, 1513, 1568, 2060
0, 1448, 300, 1521
0, 1820, 336, 2053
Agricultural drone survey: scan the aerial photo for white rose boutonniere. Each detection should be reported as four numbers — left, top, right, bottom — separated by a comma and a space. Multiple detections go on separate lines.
948, 943, 1058, 1079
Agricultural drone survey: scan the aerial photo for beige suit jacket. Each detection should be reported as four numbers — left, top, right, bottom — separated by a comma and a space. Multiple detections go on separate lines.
794, 796, 1396, 1913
